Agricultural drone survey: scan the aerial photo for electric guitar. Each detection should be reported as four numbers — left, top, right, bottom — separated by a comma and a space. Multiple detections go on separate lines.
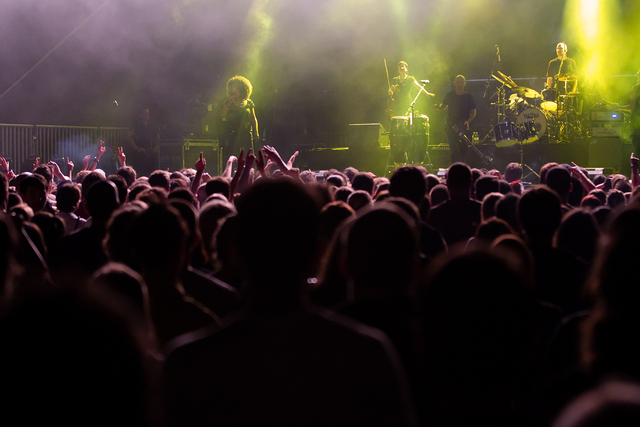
450, 123, 493, 166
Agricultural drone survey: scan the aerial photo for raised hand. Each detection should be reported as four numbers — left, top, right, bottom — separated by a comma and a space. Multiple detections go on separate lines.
569, 162, 582, 177
237, 149, 246, 174
96, 140, 106, 160
195, 151, 206, 172
47, 160, 63, 177
287, 150, 299, 168
33, 157, 40, 170
0, 157, 8, 173
66, 157, 74, 178
631, 152, 639, 168
82, 154, 91, 170
117, 147, 126, 167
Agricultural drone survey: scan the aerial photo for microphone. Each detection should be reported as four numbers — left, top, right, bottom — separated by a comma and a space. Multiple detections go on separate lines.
420, 80, 430, 84
496, 45, 501, 62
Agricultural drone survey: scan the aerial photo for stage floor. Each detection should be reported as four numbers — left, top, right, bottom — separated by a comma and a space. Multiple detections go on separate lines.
295, 138, 632, 182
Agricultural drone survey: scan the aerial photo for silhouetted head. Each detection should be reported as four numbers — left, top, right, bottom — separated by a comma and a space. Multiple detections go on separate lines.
389, 165, 427, 207
351, 172, 374, 195
148, 170, 171, 192
546, 166, 572, 203
481, 192, 504, 221
19, 175, 47, 213
347, 190, 372, 211
504, 162, 522, 183
518, 186, 562, 247
235, 180, 320, 288
474, 175, 499, 202
86, 180, 120, 223
345, 204, 420, 290
429, 184, 449, 206
554, 209, 599, 263
446, 162, 472, 197
130, 204, 187, 275
116, 166, 137, 187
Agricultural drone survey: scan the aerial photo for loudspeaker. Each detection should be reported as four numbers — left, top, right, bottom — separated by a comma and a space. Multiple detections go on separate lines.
183, 139, 220, 176
346, 123, 389, 149
158, 140, 184, 171
588, 137, 624, 170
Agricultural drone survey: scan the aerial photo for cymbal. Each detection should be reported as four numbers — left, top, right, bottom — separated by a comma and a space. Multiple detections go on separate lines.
492, 74, 507, 86
556, 73, 578, 82
497, 71, 517, 88
511, 86, 542, 99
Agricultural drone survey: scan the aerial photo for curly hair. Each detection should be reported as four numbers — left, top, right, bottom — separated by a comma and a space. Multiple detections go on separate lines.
226, 75, 253, 100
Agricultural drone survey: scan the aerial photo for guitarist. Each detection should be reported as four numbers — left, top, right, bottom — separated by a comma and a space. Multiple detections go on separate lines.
434, 75, 476, 165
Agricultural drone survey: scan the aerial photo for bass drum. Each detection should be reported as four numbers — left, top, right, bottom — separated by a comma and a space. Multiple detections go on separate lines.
516, 108, 548, 143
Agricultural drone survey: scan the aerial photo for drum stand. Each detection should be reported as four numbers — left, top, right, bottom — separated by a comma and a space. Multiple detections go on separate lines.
515, 120, 540, 182
557, 95, 582, 142
408, 89, 432, 168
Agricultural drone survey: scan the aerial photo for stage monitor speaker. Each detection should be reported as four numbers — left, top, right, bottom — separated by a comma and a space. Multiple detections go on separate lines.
347, 123, 389, 149
184, 139, 220, 176
159, 140, 184, 172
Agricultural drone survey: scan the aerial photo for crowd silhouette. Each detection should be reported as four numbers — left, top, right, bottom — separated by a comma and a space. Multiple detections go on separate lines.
1, 145, 640, 426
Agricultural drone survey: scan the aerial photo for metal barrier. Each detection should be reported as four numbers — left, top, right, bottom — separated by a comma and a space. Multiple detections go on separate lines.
0, 124, 129, 173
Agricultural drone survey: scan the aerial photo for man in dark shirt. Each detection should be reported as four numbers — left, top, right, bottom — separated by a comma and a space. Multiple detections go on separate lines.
129, 107, 159, 176
546, 43, 577, 93
435, 75, 477, 164
427, 162, 481, 247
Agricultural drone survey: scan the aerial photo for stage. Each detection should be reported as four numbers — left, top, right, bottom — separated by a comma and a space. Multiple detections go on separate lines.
294, 137, 632, 182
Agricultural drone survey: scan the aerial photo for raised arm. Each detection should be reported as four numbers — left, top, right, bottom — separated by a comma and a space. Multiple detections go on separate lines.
222, 155, 237, 179
0, 157, 15, 180
117, 147, 127, 168
570, 162, 596, 192
236, 149, 255, 194
88, 140, 106, 171
631, 153, 640, 189
262, 145, 300, 182
228, 149, 245, 202
286, 150, 299, 169
48, 160, 68, 182
66, 157, 74, 180
191, 152, 206, 195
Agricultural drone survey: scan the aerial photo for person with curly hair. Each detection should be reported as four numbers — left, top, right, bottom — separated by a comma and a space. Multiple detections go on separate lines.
220, 75, 259, 156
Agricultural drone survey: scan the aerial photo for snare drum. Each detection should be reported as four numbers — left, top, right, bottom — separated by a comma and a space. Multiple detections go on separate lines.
516, 108, 548, 142
493, 122, 518, 147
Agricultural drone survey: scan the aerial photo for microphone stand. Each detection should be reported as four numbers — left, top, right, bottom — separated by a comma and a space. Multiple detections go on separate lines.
406, 82, 435, 167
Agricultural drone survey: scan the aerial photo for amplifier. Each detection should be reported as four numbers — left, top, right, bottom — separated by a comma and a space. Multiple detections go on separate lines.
591, 125, 622, 137
591, 111, 624, 122
184, 139, 220, 176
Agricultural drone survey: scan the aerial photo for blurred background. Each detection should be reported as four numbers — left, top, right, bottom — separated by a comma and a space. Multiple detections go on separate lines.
1, 0, 639, 155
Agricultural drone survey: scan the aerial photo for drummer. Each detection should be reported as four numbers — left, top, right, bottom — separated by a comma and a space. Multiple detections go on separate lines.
546, 42, 577, 91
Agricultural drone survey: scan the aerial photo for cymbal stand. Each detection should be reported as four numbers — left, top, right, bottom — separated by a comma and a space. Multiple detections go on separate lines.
491, 84, 508, 124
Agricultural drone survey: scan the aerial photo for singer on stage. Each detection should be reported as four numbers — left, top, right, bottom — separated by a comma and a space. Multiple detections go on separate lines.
435, 75, 476, 164
220, 75, 259, 155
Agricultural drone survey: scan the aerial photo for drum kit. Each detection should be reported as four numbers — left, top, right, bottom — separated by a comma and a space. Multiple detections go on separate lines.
388, 113, 430, 165
491, 70, 583, 147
